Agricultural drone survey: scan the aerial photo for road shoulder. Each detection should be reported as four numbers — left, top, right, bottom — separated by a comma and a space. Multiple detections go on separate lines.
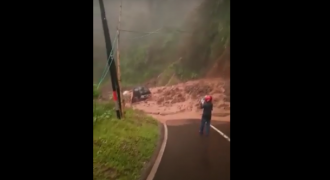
140, 122, 165, 180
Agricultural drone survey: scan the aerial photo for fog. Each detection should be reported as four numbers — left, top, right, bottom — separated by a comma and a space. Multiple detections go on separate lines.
93, 0, 202, 79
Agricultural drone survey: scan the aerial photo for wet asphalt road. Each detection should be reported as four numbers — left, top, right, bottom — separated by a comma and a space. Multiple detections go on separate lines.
153, 119, 230, 180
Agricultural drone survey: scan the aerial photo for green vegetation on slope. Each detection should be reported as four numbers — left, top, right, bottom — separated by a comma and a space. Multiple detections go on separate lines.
93, 84, 100, 99
119, 31, 181, 87
121, 0, 230, 85
172, 0, 230, 79
93, 0, 230, 86
93, 101, 159, 180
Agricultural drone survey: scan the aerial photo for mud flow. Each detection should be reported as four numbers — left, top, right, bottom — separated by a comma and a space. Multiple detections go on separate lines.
125, 78, 230, 123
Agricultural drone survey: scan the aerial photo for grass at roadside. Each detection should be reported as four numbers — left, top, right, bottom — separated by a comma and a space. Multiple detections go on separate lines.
93, 101, 159, 180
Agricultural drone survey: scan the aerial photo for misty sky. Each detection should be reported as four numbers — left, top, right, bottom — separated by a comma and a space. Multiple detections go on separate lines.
93, 0, 202, 50
93, 0, 202, 80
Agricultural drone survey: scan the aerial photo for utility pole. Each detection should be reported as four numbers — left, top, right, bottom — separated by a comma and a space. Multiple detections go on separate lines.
99, 0, 122, 119
116, 0, 124, 115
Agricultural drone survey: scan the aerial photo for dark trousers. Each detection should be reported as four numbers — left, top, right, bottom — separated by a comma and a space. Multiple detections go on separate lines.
199, 117, 211, 135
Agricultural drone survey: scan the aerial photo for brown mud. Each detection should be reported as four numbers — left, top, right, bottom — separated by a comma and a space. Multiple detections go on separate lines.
127, 78, 230, 125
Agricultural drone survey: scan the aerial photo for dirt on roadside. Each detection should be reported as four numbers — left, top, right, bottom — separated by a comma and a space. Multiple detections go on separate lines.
128, 78, 230, 124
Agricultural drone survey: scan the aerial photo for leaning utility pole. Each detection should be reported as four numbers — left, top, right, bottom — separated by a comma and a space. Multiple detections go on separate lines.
99, 0, 122, 119
116, 0, 124, 115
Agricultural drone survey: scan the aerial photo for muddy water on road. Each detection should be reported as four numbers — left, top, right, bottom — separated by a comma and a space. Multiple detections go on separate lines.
129, 78, 230, 125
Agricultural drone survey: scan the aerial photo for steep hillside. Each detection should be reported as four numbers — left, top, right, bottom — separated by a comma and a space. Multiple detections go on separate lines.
136, 0, 230, 86
178, 0, 230, 79
93, 0, 230, 86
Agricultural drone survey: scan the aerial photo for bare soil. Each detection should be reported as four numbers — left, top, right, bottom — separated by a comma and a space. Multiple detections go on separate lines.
126, 78, 230, 124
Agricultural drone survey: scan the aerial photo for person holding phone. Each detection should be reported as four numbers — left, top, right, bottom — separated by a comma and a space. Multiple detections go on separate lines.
199, 95, 213, 136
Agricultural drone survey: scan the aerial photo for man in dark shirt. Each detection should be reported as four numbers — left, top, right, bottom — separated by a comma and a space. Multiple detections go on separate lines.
199, 95, 213, 136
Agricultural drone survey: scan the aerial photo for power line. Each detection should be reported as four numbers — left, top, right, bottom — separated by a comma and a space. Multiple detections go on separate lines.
130, 28, 162, 39
119, 29, 157, 34
96, 36, 118, 89
119, 28, 195, 34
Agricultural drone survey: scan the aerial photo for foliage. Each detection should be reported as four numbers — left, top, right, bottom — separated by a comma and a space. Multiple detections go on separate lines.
93, 0, 230, 86
178, 0, 230, 75
93, 84, 101, 99
93, 101, 159, 180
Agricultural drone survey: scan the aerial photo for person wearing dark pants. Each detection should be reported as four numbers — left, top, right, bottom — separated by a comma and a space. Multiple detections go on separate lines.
200, 116, 211, 135
199, 95, 213, 136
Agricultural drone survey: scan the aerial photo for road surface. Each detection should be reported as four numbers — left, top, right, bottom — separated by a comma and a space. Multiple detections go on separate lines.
153, 119, 230, 180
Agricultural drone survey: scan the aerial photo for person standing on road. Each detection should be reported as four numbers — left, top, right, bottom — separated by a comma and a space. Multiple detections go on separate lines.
199, 95, 213, 136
